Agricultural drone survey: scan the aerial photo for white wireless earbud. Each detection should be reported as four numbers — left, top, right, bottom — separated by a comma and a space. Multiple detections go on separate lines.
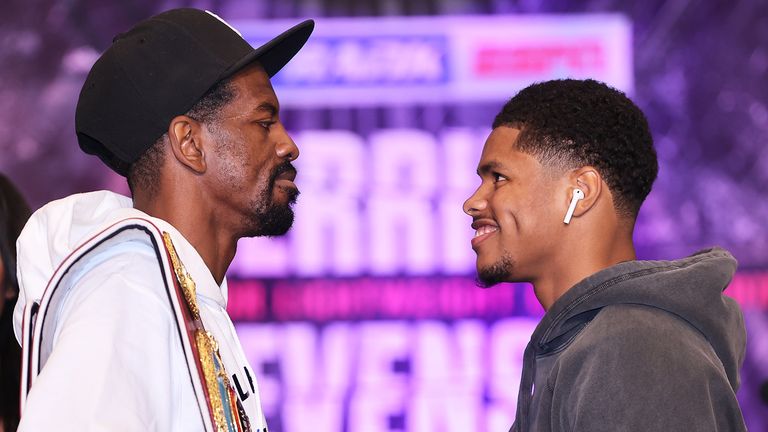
563, 188, 585, 224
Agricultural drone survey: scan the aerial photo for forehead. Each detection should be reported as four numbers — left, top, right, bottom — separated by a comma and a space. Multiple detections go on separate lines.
481, 126, 521, 157
225, 64, 279, 113
479, 127, 524, 166
477, 126, 550, 177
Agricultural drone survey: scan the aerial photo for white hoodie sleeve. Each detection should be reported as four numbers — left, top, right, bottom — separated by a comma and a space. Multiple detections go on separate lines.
18, 244, 201, 432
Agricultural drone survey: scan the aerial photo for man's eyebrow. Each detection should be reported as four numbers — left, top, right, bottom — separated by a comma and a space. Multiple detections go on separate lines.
254, 102, 278, 116
477, 161, 504, 175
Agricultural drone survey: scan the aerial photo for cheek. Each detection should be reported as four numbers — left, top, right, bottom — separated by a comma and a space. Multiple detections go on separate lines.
490, 188, 556, 234
243, 139, 275, 172
249, 157, 280, 193
488, 189, 529, 226
486, 192, 514, 229
255, 170, 273, 191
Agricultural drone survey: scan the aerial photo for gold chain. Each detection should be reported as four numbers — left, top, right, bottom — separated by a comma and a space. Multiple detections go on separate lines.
162, 232, 201, 319
162, 232, 228, 432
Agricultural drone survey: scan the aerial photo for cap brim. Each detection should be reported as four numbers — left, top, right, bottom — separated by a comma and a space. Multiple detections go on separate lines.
222, 19, 314, 80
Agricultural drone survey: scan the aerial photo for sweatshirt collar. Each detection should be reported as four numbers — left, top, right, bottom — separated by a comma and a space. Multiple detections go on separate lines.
532, 247, 736, 350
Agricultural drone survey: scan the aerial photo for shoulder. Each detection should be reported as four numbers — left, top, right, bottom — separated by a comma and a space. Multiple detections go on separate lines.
55, 234, 173, 331
549, 307, 745, 431
552, 303, 732, 398
566, 304, 714, 362
553, 304, 729, 403
74, 235, 160, 280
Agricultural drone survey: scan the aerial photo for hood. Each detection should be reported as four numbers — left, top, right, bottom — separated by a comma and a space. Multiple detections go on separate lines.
13, 191, 232, 341
12, 191, 135, 341
531, 247, 745, 391
13, 190, 230, 343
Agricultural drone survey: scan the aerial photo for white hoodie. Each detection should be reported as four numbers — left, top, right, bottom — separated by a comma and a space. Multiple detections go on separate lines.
13, 190, 267, 431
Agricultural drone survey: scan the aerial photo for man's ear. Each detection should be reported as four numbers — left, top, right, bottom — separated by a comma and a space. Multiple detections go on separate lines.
167, 115, 207, 174
566, 166, 602, 220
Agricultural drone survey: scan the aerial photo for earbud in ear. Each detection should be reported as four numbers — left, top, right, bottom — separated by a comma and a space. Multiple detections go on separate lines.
563, 188, 585, 224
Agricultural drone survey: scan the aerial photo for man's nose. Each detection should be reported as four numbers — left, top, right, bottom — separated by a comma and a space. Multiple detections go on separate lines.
275, 122, 299, 161
463, 188, 488, 216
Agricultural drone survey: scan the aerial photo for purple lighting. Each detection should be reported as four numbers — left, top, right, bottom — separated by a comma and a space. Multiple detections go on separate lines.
1, 2, 766, 430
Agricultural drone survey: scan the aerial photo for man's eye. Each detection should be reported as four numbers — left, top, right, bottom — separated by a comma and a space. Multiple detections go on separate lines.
257, 120, 275, 130
493, 173, 507, 183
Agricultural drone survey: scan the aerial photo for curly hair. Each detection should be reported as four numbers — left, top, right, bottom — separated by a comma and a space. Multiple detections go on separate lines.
127, 78, 236, 195
493, 79, 658, 217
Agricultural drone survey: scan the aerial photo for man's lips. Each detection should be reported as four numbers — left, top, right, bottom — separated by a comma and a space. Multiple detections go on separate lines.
276, 168, 296, 182
274, 166, 297, 188
471, 219, 499, 248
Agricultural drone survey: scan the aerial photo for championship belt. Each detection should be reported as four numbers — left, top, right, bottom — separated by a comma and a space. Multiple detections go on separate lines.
162, 232, 251, 432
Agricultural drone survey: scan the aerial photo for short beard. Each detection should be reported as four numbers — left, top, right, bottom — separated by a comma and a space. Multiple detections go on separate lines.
251, 188, 298, 237
476, 252, 514, 288
248, 161, 300, 237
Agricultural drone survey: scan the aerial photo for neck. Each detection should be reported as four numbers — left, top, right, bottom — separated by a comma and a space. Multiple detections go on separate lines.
532, 221, 637, 311
133, 190, 236, 285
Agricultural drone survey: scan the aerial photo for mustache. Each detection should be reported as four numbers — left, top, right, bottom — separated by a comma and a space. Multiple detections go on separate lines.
270, 161, 300, 204
273, 161, 297, 179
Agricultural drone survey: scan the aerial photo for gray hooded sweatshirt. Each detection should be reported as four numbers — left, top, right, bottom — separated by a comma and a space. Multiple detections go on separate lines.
512, 247, 747, 432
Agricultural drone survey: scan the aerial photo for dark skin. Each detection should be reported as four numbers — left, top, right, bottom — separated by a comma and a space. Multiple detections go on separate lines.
133, 64, 299, 284
463, 126, 637, 309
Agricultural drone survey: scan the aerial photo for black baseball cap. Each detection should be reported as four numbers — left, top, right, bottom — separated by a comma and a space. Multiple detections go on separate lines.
75, 8, 314, 176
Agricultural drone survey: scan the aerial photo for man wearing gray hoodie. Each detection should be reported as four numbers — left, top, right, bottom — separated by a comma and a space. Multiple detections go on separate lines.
464, 79, 746, 431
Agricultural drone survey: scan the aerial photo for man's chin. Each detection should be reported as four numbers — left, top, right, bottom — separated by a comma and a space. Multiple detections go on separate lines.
475, 254, 515, 288
244, 202, 295, 238
475, 271, 507, 288
261, 210, 294, 237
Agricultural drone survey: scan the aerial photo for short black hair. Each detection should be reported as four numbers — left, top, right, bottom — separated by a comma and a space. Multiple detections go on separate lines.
127, 78, 236, 195
493, 79, 658, 217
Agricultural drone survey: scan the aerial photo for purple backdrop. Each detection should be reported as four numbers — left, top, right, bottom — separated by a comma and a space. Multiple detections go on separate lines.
1, 0, 766, 430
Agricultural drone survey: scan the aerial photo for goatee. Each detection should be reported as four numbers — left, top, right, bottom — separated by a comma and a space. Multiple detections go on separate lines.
476, 253, 514, 288
250, 161, 300, 237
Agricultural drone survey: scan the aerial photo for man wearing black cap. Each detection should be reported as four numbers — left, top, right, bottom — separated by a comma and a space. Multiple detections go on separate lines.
12, 9, 313, 431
